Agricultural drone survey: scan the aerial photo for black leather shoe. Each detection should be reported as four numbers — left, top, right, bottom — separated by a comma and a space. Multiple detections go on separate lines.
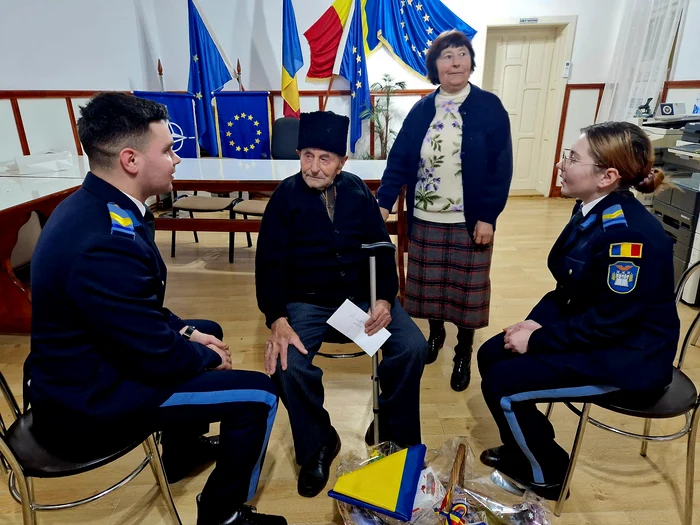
426, 326, 446, 364
163, 435, 219, 483
364, 420, 385, 447
480, 448, 570, 502
450, 352, 472, 391
480, 446, 510, 469
297, 427, 341, 498
196, 494, 287, 525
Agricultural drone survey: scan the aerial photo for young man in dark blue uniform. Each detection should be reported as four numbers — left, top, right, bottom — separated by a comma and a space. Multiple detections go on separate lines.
256, 111, 428, 499
477, 122, 680, 501
27, 93, 286, 525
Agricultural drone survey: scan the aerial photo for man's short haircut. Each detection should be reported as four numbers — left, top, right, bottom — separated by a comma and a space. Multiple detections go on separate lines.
77, 92, 170, 170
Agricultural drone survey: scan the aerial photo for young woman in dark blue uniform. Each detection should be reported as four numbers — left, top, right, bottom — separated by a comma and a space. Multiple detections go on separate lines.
477, 121, 680, 501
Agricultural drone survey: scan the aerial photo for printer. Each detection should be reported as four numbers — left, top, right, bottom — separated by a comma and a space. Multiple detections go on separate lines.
651, 120, 700, 304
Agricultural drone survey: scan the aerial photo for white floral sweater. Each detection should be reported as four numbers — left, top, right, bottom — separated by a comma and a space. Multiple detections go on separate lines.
413, 83, 471, 223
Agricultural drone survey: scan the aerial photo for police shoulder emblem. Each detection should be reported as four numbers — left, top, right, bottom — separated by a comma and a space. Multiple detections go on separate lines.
107, 203, 135, 239
602, 204, 627, 230
608, 260, 639, 294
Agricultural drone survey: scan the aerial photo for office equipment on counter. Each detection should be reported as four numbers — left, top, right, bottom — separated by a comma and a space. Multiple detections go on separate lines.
652, 174, 700, 304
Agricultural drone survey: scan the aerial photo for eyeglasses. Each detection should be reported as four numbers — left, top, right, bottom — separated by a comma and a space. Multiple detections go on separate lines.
561, 149, 605, 169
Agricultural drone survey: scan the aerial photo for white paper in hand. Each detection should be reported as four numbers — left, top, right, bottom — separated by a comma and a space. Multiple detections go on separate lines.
326, 299, 391, 357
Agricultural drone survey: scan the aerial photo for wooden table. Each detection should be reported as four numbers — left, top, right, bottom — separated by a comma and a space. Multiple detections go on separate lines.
0, 159, 87, 334
158, 158, 391, 232
0, 158, 405, 334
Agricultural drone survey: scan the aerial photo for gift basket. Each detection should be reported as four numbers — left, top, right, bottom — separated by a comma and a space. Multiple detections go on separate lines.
330, 438, 553, 525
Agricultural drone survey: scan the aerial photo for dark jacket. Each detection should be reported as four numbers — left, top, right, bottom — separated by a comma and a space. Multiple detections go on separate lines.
377, 83, 513, 235
29, 173, 221, 425
256, 171, 398, 327
527, 190, 680, 391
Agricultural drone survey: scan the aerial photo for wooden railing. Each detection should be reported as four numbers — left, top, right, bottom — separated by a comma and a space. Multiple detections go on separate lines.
0, 88, 433, 160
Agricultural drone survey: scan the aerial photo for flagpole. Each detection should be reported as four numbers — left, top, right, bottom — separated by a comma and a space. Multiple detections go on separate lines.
237, 59, 246, 92
157, 59, 164, 92
192, 0, 236, 79
213, 97, 224, 159
322, 75, 335, 111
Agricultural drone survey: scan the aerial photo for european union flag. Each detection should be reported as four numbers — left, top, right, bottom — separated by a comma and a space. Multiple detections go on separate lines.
214, 92, 271, 159
133, 92, 199, 158
188, 0, 232, 157
366, 0, 476, 76
338, 0, 370, 153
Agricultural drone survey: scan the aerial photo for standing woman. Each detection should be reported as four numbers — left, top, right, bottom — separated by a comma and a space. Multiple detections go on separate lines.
377, 30, 513, 391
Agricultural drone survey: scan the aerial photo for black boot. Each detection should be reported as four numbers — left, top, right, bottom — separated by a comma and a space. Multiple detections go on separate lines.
426, 320, 446, 364
450, 328, 474, 392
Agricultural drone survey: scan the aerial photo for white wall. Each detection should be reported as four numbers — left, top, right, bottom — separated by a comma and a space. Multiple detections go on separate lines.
672, 0, 700, 81
0, 0, 628, 93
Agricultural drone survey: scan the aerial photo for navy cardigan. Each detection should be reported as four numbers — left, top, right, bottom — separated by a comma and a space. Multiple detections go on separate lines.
377, 83, 513, 235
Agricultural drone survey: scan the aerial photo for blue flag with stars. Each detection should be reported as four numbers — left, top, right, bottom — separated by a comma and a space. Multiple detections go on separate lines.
338, 0, 370, 154
133, 92, 199, 158
366, 0, 476, 76
187, 0, 232, 157
214, 92, 271, 159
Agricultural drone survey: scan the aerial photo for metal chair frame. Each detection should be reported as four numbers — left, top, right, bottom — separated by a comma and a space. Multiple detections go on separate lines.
315, 242, 396, 445
545, 260, 700, 523
0, 376, 181, 525
169, 191, 242, 263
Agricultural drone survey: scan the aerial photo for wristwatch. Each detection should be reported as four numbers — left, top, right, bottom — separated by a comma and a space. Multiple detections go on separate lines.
182, 325, 196, 339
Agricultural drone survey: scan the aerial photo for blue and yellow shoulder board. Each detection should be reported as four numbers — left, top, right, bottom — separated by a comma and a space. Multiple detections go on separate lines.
602, 205, 627, 230
107, 203, 135, 238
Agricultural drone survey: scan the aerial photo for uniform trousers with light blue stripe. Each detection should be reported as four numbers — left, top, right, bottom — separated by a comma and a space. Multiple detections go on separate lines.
151, 320, 278, 514
478, 333, 618, 484
273, 300, 428, 466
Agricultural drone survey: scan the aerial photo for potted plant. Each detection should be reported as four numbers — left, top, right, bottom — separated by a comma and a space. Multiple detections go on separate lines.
360, 74, 407, 159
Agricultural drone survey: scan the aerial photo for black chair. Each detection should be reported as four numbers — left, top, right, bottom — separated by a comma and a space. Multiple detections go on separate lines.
271, 117, 300, 160
545, 260, 700, 523
0, 372, 181, 525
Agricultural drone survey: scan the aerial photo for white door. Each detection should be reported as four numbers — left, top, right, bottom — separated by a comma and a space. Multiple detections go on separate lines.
483, 27, 557, 192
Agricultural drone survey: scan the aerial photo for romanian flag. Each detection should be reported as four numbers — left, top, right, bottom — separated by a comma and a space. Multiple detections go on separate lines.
304, 0, 353, 79
282, 0, 304, 118
610, 243, 643, 258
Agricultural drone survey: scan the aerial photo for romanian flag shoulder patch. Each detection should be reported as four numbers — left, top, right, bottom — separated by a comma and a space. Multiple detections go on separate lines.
602, 205, 627, 229
609, 242, 643, 258
107, 203, 135, 239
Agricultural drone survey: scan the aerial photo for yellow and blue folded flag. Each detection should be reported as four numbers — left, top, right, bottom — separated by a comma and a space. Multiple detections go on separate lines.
328, 444, 426, 521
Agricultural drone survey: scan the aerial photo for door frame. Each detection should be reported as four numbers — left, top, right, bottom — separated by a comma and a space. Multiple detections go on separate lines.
482, 16, 577, 196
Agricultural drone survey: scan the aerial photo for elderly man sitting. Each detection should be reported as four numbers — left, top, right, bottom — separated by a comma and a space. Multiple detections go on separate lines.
256, 111, 428, 498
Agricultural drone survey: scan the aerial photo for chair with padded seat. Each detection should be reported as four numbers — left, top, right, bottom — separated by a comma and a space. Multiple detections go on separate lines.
544, 260, 700, 523
0, 371, 181, 525
169, 191, 239, 263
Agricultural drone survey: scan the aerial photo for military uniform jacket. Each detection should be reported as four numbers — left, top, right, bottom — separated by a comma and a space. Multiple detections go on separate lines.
527, 190, 680, 391
29, 173, 220, 425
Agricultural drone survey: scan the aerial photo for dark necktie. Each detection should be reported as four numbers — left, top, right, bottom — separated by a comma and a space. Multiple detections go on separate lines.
143, 208, 156, 241
561, 209, 585, 249
570, 209, 585, 228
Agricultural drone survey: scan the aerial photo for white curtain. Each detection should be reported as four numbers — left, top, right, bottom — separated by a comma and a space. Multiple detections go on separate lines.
596, 0, 688, 122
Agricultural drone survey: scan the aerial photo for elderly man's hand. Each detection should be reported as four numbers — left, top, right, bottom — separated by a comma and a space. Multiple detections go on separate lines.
380, 207, 390, 222
265, 318, 308, 375
365, 299, 392, 336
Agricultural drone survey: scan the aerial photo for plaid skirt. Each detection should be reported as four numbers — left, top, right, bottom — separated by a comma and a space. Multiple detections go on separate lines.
404, 218, 493, 329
